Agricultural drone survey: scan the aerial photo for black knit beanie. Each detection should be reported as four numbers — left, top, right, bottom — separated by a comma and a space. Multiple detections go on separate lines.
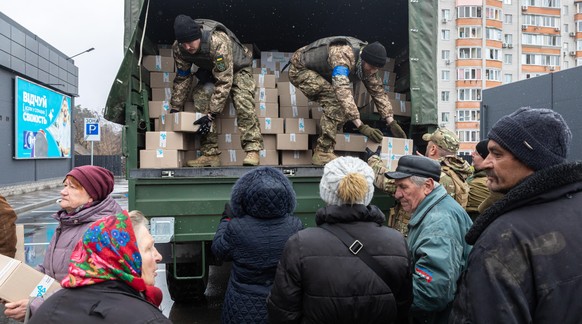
475, 139, 489, 159
361, 42, 387, 68
174, 15, 201, 43
488, 107, 571, 171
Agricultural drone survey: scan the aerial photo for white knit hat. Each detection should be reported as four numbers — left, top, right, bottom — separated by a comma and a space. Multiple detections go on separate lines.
319, 156, 375, 206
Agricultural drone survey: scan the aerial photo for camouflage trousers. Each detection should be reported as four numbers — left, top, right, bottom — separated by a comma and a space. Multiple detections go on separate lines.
289, 65, 347, 153
192, 67, 263, 155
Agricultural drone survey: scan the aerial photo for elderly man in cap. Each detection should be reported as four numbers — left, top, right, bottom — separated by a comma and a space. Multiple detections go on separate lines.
386, 155, 472, 324
170, 15, 264, 167
288, 37, 407, 166
450, 107, 582, 323
366, 127, 471, 234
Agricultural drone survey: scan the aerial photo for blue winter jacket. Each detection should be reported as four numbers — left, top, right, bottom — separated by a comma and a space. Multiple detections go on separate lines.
212, 167, 303, 324
407, 184, 472, 324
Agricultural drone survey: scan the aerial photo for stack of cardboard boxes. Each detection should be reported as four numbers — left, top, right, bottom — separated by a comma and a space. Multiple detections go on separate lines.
139, 47, 412, 169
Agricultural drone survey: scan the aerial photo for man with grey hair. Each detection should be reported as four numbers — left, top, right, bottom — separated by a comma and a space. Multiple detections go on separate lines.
450, 107, 582, 323
386, 155, 472, 324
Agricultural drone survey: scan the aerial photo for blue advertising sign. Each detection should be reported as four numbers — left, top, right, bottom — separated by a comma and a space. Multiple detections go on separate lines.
14, 77, 72, 159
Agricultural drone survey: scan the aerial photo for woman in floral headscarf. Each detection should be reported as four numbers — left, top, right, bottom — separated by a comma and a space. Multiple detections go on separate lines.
28, 211, 171, 324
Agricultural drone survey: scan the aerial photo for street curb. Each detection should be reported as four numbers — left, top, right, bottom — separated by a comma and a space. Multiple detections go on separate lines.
14, 192, 128, 215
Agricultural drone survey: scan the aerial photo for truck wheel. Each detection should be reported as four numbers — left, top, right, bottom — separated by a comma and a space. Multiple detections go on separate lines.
166, 262, 208, 303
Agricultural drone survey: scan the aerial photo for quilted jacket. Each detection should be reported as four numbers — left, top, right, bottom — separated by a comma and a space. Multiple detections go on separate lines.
212, 167, 303, 324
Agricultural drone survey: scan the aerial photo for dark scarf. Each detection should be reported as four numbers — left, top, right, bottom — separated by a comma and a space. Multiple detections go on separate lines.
466, 161, 582, 245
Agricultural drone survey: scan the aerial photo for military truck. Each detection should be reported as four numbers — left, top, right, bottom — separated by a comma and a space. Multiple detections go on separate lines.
104, 0, 440, 302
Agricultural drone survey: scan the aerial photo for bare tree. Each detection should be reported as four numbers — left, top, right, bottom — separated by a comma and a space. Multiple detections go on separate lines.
73, 105, 122, 155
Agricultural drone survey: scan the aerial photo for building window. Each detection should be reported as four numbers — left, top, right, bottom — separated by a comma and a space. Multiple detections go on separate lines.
441, 112, 450, 123
486, 28, 503, 41
578, 21, 582, 32
564, 42, 569, 50
523, 14, 560, 28
442, 50, 451, 60
441, 91, 450, 102
485, 69, 502, 81
523, 0, 560, 9
442, 29, 451, 40
504, 0, 512, 3
457, 109, 481, 122
577, 58, 582, 66
504, 73, 513, 83
458, 88, 482, 101
442, 70, 451, 81
522, 33, 561, 47
457, 130, 481, 142
457, 68, 482, 80
458, 6, 482, 18
485, 7, 502, 20
522, 53, 560, 65
504, 14, 513, 24
442, 9, 451, 21
488, 48, 501, 60
459, 26, 482, 38
577, 3, 582, 13
578, 40, 582, 51
564, 24, 569, 33
564, 5, 568, 14
459, 47, 482, 59
504, 53, 513, 64
504, 34, 513, 45
563, 61, 569, 69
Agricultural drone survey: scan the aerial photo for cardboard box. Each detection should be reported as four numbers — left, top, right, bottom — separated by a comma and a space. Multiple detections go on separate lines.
140, 149, 184, 168
276, 133, 309, 150
386, 92, 407, 101
262, 134, 277, 150
281, 150, 313, 165
255, 102, 279, 118
223, 100, 237, 118
0, 254, 60, 303
218, 133, 241, 149
285, 118, 317, 134
279, 105, 310, 119
259, 118, 284, 134
220, 118, 239, 134
152, 87, 172, 101
253, 67, 273, 75
259, 149, 279, 165
143, 55, 175, 72
150, 72, 176, 88
277, 72, 290, 82
255, 88, 278, 103
366, 137, 414, 171
379, 71, 396, 86
145, 131, 193, 150
158, 47, 174, 58
310, 106, 324, 119
382, 58, 396, 72
219, 150, 246, 166
149, 101, 171, 119
335, 133, 369, 152
14, 225, 24, 262
277, 82, 309, 107
253, 74, 276, 88
155, 115, 173, 131
389, 99, 411, 117
167, 112, 203, 133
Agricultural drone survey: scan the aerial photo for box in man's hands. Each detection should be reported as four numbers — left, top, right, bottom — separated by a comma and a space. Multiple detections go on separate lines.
0, 254, 60, 302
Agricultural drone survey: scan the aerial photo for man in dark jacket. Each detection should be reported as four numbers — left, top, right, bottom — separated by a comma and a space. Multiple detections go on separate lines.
268, 157, 412, 324
450, 107, 582, 323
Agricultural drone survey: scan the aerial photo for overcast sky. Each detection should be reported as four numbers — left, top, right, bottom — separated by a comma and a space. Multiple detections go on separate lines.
0, 1, 124, 115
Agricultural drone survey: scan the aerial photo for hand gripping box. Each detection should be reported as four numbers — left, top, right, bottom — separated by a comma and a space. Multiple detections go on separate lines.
0, 254, 60, 302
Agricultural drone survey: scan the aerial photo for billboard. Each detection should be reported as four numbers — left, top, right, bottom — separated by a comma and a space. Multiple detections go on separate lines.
14, 77, 72, 159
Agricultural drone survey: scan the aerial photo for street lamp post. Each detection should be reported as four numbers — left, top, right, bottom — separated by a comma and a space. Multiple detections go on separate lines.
67, 47, 95, 60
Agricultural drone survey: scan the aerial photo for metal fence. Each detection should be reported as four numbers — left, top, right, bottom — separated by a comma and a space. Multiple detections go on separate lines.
74, 155, 124, 176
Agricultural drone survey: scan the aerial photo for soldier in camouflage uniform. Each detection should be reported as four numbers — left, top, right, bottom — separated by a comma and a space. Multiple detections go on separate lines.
288, 37, 407, 166
171, 15, 263, 167
367, 127, 471, 235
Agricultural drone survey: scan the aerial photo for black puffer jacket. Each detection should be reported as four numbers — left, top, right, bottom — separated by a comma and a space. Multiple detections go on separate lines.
450, 162, 582, 323
267, 204, 412, 324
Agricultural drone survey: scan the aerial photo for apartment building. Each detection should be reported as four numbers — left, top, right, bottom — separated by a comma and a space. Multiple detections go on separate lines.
437, 0, 581, 155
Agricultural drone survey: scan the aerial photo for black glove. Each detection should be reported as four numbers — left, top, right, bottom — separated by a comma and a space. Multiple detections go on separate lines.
389, 120, 407, 139
193, 113, 216, 136
194, 69, 214, 84
364, 145, 382, 161
221, 203, 233, 221
358, 124, 384, 143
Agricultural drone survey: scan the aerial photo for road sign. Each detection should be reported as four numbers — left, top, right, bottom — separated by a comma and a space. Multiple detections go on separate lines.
84, 118, 100, 141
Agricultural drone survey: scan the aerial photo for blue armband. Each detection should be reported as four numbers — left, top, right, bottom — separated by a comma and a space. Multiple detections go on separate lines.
176, 68, 191, 77
332, 66, 349, 78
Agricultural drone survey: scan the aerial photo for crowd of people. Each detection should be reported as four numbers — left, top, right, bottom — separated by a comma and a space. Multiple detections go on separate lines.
1, 13, 580, 324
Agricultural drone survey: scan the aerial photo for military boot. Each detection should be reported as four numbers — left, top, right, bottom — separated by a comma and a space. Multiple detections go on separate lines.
186, 154, 220, 167
312, 150, 337, 166
243, 151, 260, 166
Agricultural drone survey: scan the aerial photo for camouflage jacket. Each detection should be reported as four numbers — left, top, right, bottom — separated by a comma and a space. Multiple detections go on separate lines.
291, 44, 393, 121
466, 170, 489, 219
172, 31, 239, 114
439, 156, 472, 208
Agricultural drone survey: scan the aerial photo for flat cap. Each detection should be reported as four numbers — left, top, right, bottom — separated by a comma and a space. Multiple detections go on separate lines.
385, 155, 441, 181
